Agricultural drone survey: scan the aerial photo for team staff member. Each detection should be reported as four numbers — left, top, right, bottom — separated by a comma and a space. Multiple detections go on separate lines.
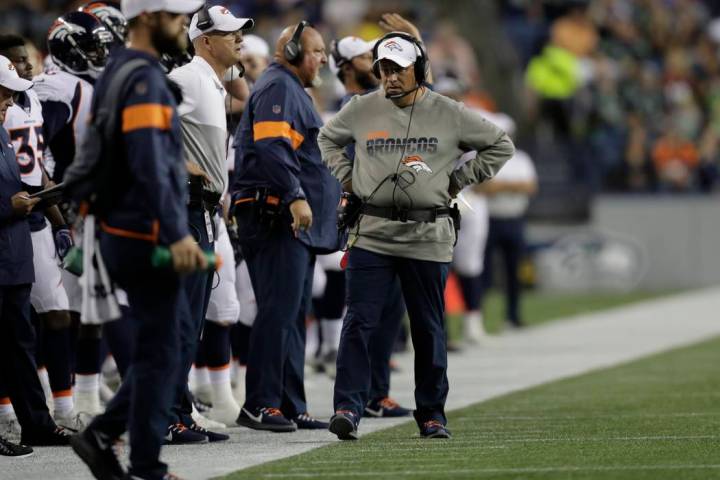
231, 22, 339, 432
328, 17, 428, 417
166, 4, 254, 442
69, 1, 207, 479
0, 34, 77, 428
319, 33, 514, 440
0, 55, 71, 450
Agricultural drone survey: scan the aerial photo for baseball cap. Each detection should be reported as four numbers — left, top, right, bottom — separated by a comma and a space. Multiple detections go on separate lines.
121, 0, 205, 21
373, 35, 418, 69
329, 36, 374, 73
0, 55, 33, 92
188, 6, 254, 41
241, 34, 270, 58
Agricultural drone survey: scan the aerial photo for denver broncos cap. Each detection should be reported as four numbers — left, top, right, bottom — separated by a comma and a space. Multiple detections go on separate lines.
188, 6, 254, 41
0, 55, 33, 92
373, 35, 418, 69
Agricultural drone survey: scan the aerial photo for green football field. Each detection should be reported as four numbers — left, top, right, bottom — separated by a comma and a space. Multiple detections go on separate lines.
221, 334, 720, 480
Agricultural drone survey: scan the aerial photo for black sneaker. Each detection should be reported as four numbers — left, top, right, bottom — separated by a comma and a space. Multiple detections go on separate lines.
328, 410, 358, 440
419, 420, 452, 439
292, 413, 329, 430
21, 426, 72, 446
0, 435, 33, 457
164, 424, 208, 444
236, 407, 296, 432
70, 429, 125, 480
123, 473, 185, 480
364, 397, 412, 418
187, 423, 229, 442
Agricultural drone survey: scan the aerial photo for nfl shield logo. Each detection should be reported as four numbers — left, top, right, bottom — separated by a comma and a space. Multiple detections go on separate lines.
272, 105, 282, 114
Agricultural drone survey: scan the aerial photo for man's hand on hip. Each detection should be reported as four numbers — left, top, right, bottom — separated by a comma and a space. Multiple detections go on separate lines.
289, 199, 313, 236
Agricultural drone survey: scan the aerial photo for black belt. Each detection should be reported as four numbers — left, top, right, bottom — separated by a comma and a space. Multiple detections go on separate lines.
361, 205, 451, 223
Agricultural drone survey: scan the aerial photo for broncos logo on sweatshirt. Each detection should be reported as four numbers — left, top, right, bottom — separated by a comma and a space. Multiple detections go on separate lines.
402, 155, 432, 173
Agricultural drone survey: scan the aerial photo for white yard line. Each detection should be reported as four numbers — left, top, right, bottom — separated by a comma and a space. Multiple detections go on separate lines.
258, 464, 720, 478
8, 286, 720, 480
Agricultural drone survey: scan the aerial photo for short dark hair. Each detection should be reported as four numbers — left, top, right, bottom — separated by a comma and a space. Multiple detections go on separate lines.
0, 34, 26, 56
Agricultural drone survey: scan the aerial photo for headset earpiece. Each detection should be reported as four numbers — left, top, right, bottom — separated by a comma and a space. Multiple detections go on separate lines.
284, 20, 308, 65
330, 39, 345, 68
195, 3, 213, 32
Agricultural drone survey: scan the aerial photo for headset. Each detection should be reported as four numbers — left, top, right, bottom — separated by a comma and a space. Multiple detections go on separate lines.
371, 31, 428, 87
284, 20, 308, 65
329, 39, 347, 68
194, 4, 245, 77
195, 3, 213, 31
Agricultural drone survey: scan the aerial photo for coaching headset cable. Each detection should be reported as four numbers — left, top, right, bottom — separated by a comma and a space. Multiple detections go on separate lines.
345, 87, 421, 249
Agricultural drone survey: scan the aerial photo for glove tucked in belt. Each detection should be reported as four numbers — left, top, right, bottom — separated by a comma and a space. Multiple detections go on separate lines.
361, 204, 452, 223
188, 177, 221, 211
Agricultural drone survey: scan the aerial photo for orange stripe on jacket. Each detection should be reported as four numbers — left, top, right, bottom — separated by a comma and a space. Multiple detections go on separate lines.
253, 121, 304, 150
122, 103, 173, 133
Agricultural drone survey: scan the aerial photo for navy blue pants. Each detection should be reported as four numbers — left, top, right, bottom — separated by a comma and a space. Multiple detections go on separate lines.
368, 277, 405, 401
0, 284, 56, 437
313, 269, 405, 401
334, 248, 449, 428
481, 217, 524, 325
172, 205, 214, 424
236, 209, 313, 417
89, 234, 186, 480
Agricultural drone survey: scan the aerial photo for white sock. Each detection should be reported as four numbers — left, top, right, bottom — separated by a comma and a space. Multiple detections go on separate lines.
230, 359, 238, 387
305, 320, 319, 359
208, 364, 237, 407
188, 364, 198, 392
194, 366, 210, 390
53, 393, 74, 418
0, 398, 14, 418
232, 364, 246, 404
74, 374, 101, 414
320, 318, 343, 355
37, 368, 54, 412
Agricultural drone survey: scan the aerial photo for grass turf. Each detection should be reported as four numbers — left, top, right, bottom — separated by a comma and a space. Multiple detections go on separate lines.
221, 335, 720, 480
447, 290, 670, 339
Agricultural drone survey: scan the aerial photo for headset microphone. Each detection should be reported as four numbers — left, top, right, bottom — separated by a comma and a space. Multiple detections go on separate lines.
385, 85, 421, 100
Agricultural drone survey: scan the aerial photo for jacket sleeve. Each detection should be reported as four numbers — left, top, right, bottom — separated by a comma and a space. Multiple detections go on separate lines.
120, 69, 188, 244
251, 81, 306, 204
318, 96, 357, 187
0, 194, 13, 223
0, 132, 17, 224
449, 104, 515, 192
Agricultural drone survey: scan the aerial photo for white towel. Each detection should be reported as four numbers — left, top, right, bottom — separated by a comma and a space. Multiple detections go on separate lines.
80, 215, 121, 325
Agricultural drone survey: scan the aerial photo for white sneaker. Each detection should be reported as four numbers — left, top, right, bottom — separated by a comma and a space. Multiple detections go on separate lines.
463, 311, 486, 344
207, 401, 240, 427
0, 416, 21, 442
55, 411, 93, 432
192, 383, 213, 406
191, 406, 226, 430
99, 381, 116, 403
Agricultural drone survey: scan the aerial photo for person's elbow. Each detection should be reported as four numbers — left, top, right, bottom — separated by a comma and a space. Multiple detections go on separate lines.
498, 133, 516, 161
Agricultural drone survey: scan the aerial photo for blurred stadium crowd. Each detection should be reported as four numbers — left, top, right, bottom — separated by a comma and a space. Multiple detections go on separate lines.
3, 0, 720, 194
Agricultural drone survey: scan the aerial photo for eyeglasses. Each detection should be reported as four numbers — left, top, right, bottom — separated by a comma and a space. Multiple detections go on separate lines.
378, 63, 411, 76
205, 30, 243, 39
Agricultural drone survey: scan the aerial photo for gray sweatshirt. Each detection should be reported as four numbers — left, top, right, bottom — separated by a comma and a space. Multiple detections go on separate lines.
318, 89, 515, 262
